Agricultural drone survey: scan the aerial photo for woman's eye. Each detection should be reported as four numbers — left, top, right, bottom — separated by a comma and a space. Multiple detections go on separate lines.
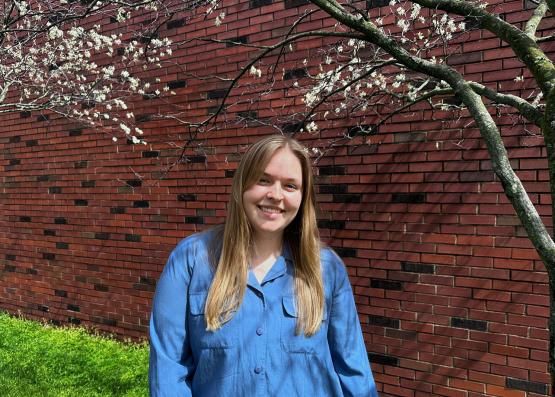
285, 184, 297, 191
258, 178, 270, 185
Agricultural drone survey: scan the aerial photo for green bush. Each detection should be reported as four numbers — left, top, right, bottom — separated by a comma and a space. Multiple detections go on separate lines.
0, 312, 149, 397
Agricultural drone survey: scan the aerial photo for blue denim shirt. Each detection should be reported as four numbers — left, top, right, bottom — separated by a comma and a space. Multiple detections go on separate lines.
149, 230, 378, 396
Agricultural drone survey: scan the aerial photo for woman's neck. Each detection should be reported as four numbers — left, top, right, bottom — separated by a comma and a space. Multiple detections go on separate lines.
250, 233, 283, 265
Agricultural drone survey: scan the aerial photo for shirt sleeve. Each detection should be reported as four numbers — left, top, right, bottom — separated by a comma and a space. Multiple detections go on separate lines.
149, 246, 194, 397
326, 251, 379, 397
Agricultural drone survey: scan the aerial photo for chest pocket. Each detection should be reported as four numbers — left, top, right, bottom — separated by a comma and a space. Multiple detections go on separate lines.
280, 295, 328, 353
188, 292, 238, 349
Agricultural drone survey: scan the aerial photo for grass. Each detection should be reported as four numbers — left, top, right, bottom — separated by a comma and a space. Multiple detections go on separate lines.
0, 312, 149, 397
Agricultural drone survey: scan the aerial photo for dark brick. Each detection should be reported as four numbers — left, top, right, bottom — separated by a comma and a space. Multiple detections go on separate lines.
75, 275, 87, 283
55, 290, 67, 297
50, 319, 62, 326
506, 378, 547, 394
4, 265, 16, 272
237, 111, 258, 120
5, 254, 15, 261
334, 248, 357, 258
225, 170, 235, 178
87, 264, 100, 272
110, 207, 125, 214
37, 114, 49, 122
133, 200, 149, 208
366, 0, 389, 8
69, 128, 83, 136
166, 18, 185, 29
133, 283, 156, 292
392, 193, 426, 203
319, 166, 346, 176
126, 179, 142, 187
56, 242, 69, 249
49, 187, 62, 194
368, 353, 399, 366
9, 136, 21, 143
451, 317, 487, 331
20, 111, 31, 118
319, 184, 347, 194
38, 305, 49, 312
20, 216, 31, 222
95, 233, 110, 240
91, 316, 117, 326
68, 317, 81, 325
142, 151, 159, 158
136, 114, 152, 123
401, 262, 435, 274
168, 80, 187, 89
43, 252, 55, 260
282, 122, 303, 134
177, 194, 196, 202
443, 95, 463, 106
347, 124, 378, 137
250, 0, 273, 8
207, 89, 227, 100
371, 279, 403, 290
27, 268, 38, 275
44, 229, 56, 236
368, 315, 400, 329
226, 36, 248, 47
185, 216, 204, 224
74, 199, 88, 206
140, 277, 156, 286
284, 0, 309, 8
333, 194, 361, 203
67, 304, 80, 312
283, 68, 308, 80
54, 218, 67, 224
37, 175, 51, 182
81, 181, 96, 188
25, 139, 38, 147
185, 155, 206, 164
94, 284, 109, 292
74, 161, 88, 169
9, 159, 20, 166
386, 329, 418, 340
317, 220, 345, 230
125, 234, 141, 242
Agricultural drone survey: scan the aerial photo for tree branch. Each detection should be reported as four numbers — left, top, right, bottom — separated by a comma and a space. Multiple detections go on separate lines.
410, 0, 555, 94
468, 82, 544, 126
525, 0, 549, 39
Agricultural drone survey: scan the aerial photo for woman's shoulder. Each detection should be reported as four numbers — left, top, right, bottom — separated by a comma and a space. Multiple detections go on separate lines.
319, 245, 351, 291
167, 227, 220, 271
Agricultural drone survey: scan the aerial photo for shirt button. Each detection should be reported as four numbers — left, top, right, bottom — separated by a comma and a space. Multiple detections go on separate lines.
254, 367, 263, 374
256, 327, 263, 336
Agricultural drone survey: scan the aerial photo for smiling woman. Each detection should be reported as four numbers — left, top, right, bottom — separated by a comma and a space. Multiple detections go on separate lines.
148, 135, 379, 396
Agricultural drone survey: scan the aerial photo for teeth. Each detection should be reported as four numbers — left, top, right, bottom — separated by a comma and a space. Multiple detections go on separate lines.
259, 206, 282, 214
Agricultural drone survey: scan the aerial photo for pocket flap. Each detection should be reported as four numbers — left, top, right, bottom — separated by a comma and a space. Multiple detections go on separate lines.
282, 296, 328, 320
189, 292, 207, 315
282, 296, 298, 317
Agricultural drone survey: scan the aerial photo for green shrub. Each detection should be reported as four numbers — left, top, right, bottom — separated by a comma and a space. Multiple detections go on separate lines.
0, 312, 149, 397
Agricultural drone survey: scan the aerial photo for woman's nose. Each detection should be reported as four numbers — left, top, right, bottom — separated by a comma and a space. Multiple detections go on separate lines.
266, 183, 283, 200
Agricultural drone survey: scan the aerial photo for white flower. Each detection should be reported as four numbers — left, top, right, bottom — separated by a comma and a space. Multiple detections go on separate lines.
249, 65, 262, 78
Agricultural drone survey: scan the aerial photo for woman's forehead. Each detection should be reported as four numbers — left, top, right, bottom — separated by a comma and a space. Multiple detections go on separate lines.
262, 149, 303, 181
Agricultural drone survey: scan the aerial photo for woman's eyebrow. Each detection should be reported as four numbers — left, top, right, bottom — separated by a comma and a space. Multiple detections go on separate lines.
262, 172, 301, 184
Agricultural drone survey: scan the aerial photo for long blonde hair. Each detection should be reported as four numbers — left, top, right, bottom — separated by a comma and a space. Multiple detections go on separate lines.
205, 134, 324, 336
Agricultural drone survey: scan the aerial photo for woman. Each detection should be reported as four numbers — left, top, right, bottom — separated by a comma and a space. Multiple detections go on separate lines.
149, 135, 378, 396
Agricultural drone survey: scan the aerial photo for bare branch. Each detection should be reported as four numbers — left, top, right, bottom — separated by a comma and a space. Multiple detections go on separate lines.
410, 0, 555, 93
525, 0, 549, 39
468, 82, 544, 126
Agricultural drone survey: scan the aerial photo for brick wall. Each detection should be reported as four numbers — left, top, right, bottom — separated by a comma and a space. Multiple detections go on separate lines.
1, 0, 554, 395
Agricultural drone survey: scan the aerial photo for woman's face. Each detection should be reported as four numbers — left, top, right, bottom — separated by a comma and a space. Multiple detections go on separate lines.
243, 147, 303, 242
